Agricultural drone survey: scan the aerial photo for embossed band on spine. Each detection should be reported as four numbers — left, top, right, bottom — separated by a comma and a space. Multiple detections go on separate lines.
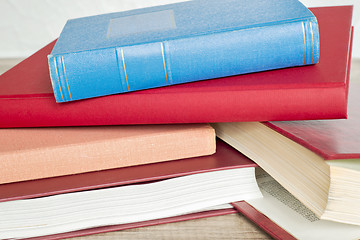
61, 56, 73, 101
120, 48, 130, 91
301, 22, 306, 65
53, 57, 65, 102
310, 22, 314, 64
160, 42, 169, 85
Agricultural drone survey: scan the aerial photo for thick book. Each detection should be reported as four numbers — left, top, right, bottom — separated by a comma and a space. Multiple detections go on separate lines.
244, 169, 360, 240
0, 168, 262, 239
0, 140, 262, 239
212, 68, 360, 226
48, 0, 319, 102
0, 6, 351, 128
0, 123, 215, 185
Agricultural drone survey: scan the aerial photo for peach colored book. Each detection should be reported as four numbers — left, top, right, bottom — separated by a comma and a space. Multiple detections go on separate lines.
0, 124, 215, 184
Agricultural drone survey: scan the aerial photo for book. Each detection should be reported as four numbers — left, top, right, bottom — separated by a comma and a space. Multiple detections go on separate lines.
0, 123, 215, 185
0, 6, 351, 128
244, 169, 360, 240
212, 68, 360, 226
48, 0, 319, 102
0, 139, 256, 202
0, 140, 262, 239
0, 168, 262, 239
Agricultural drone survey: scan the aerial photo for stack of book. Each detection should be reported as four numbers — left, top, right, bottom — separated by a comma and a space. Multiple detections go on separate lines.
0, 0, 359, 239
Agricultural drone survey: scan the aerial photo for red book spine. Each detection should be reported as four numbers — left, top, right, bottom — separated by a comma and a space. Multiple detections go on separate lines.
0, 83, 348, 128
232, 202, 296, 240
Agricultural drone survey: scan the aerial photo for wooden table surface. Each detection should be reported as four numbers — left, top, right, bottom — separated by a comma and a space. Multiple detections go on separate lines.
1, 59, 359, 239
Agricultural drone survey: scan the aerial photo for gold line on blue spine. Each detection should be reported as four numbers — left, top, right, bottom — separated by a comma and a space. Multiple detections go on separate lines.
53, 57, 64, 102
108, 19, 114, 38
160, 42, 169, 85
121, 48, 130, 91
310, 22, 314, 64
301, 22, 306, 65
61, 56, 73, 101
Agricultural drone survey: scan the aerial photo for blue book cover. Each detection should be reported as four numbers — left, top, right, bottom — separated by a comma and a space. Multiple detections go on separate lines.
48, 0, 320, 102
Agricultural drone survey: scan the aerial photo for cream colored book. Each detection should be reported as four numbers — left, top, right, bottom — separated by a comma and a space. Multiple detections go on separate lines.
212, 120, 360, 226
247, 168, 360, 240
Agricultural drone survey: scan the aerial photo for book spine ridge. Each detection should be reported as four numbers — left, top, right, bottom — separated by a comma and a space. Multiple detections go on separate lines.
302, 18, 320, 65
48, 55, 66, 102
65, 47, 126, 102
114, 48, 127, 93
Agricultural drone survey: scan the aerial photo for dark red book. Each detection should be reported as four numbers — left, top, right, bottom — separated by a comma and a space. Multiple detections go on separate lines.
0, 140, 263, 239
265, 81, 360, 161
0, 6, 353, 128
0, 139, 292, 240
0, 140, 256, 202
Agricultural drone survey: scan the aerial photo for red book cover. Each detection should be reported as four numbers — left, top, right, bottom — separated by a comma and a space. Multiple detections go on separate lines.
265, 66, 360, 161
0, 140, 291, 240
0, 139, 291, 240
0, 140, 259, 239
0, 140, 257, 202
232, 202, 296, 240
0, 6, 353, 128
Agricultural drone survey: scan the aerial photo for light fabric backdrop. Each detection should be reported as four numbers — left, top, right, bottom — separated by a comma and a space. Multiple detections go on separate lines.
0, 0, 358, 58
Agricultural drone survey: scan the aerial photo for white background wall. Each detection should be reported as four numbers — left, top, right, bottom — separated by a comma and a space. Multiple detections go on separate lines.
0, 0, 359, 58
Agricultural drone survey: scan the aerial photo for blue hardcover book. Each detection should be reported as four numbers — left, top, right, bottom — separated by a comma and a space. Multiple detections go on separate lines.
48, 0, 320, 102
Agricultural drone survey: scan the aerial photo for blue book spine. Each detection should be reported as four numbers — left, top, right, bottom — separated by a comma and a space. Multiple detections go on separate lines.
48, 2, 319, 102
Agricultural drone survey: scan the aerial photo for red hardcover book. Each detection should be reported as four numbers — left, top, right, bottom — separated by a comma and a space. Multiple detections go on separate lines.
0, 140, 262, 239
0, 140, 309, 240
0, 140, 296, 240
0, 6, 353, 128
265, 84, 360, 161
0, 140, 256, 202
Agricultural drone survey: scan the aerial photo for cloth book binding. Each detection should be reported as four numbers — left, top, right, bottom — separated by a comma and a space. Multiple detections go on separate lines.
48, 0, 319, 102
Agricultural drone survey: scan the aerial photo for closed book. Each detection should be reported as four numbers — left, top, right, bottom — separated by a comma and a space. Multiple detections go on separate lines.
243, 170, 360, 240
0, 168, 262, 239
212, 60, 360, 226
0, 6, 352, 128
0, 140, 257, 239
49, 0, 319, 102
0, 140, 255, 203
0, 123, 215, 185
